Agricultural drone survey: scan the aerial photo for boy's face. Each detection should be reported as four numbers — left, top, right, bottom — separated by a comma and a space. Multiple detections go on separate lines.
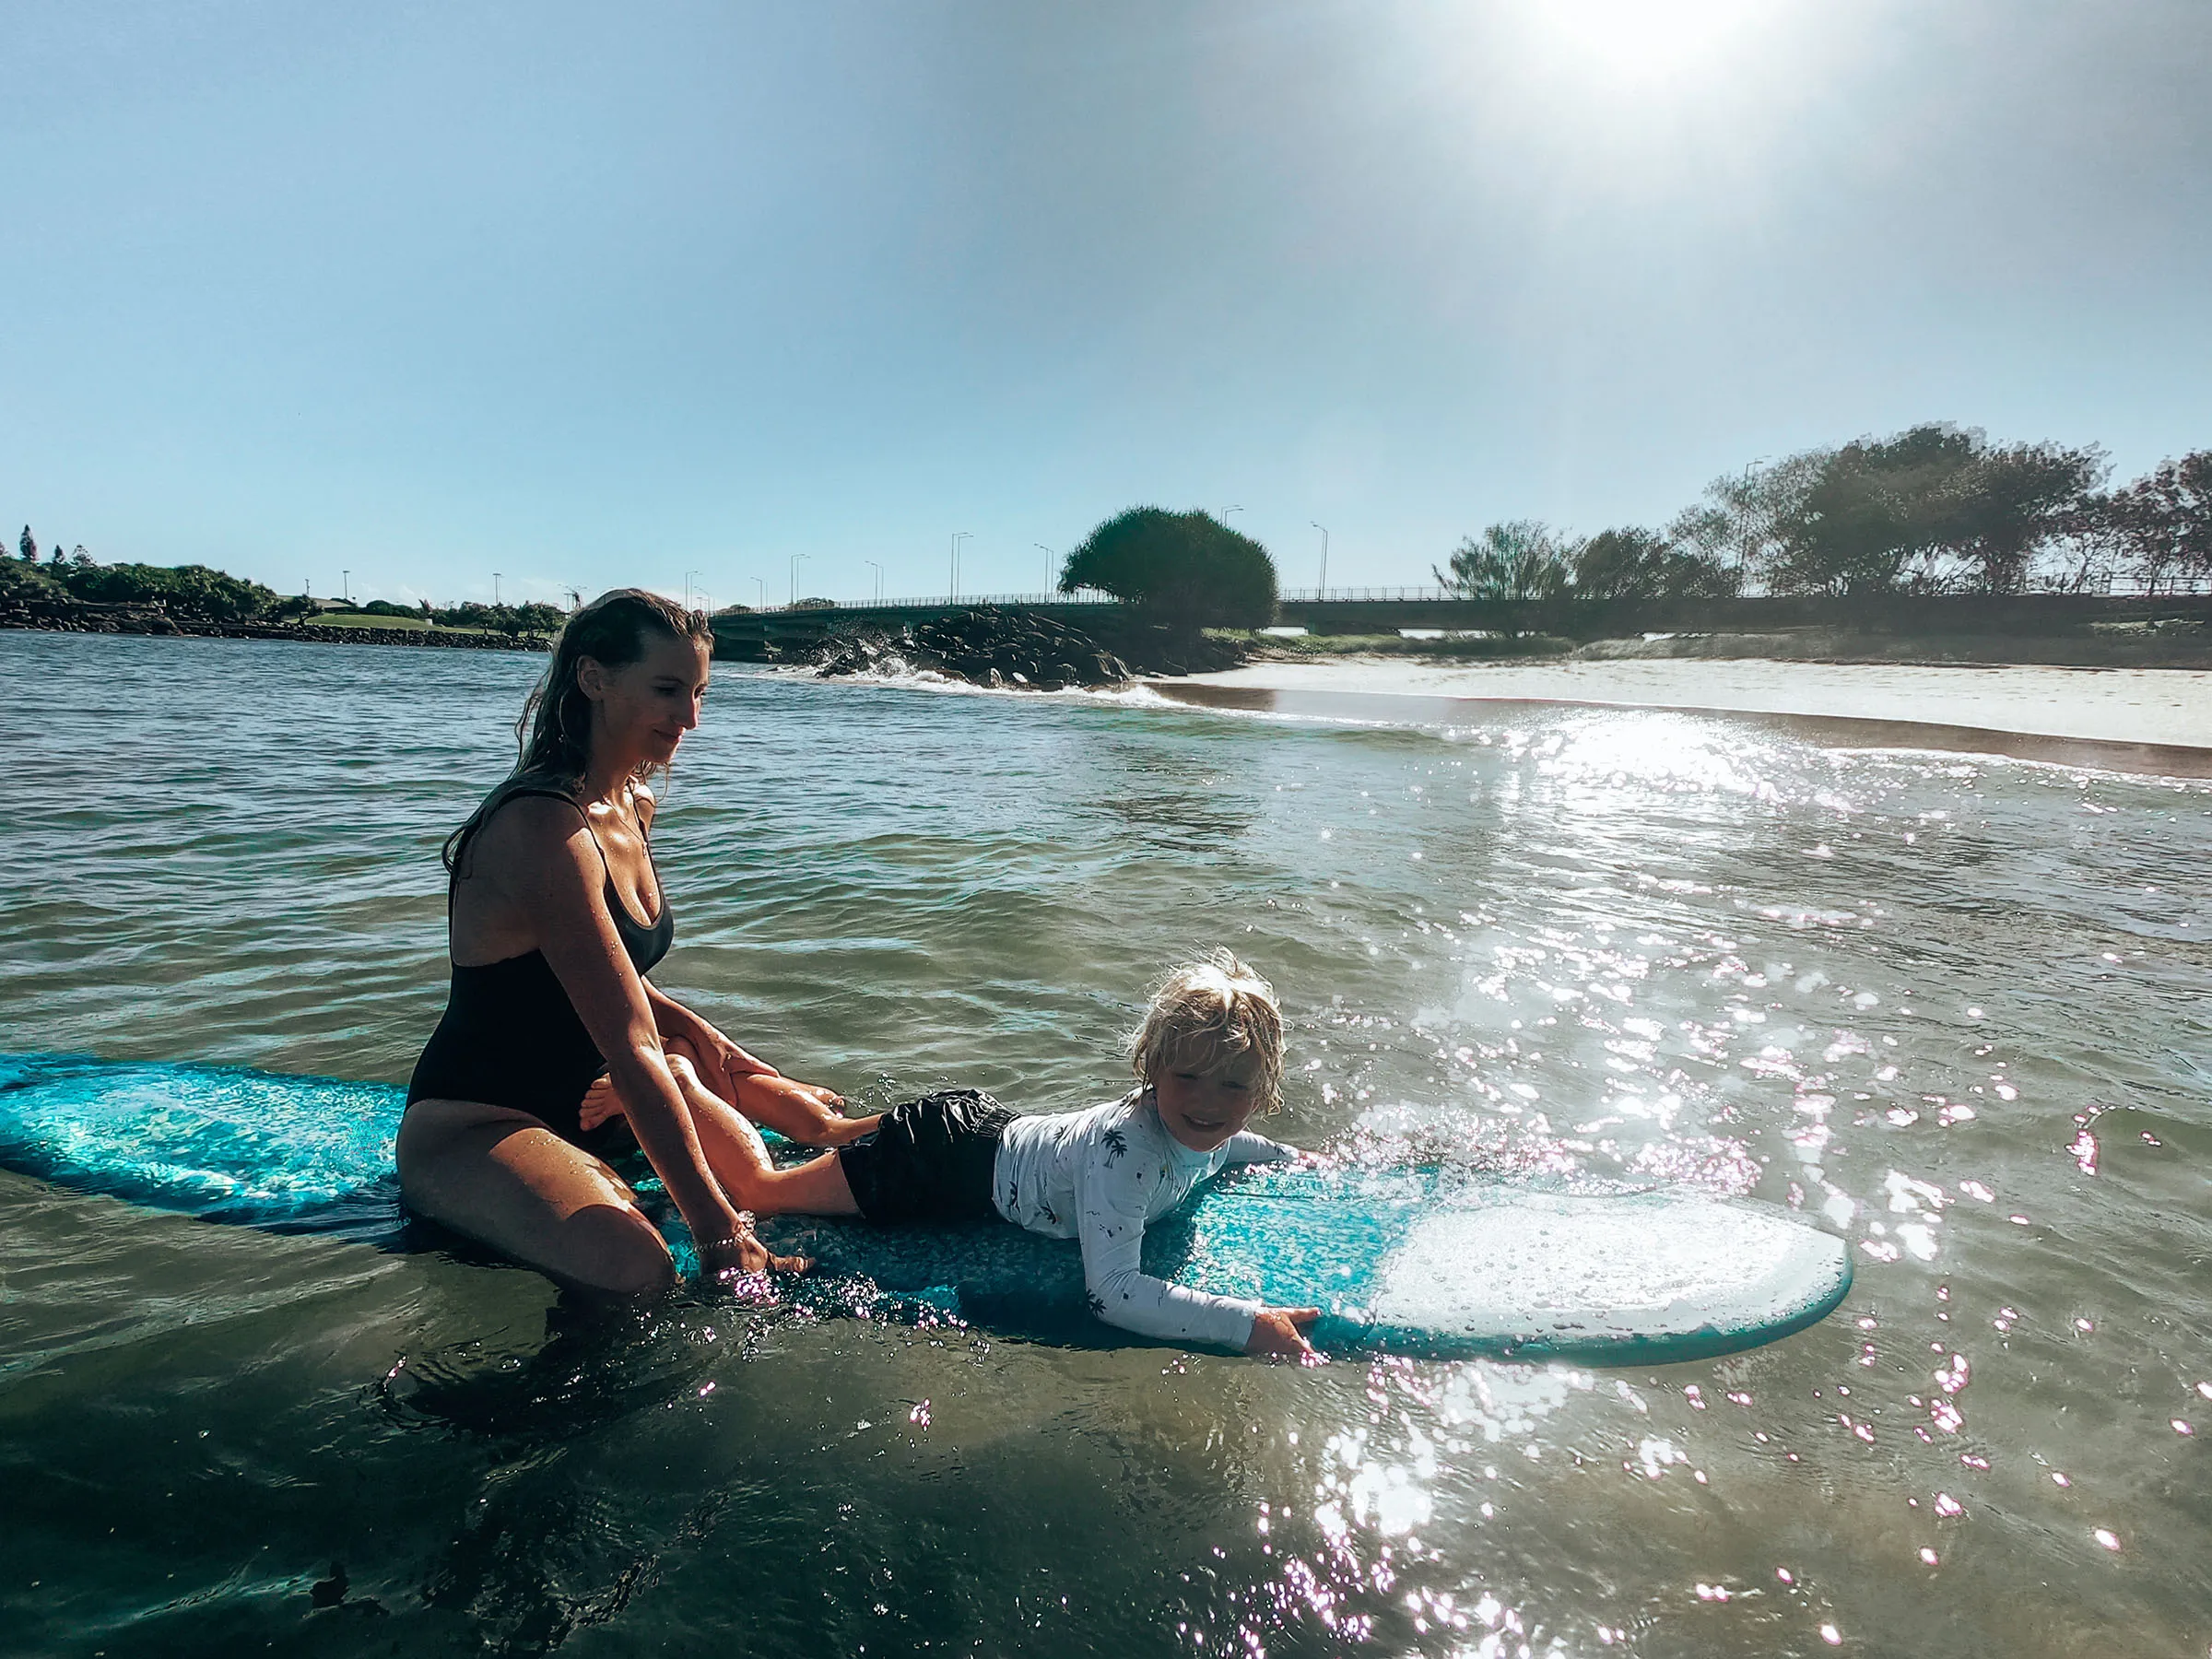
1151, 1049, 1263, 1152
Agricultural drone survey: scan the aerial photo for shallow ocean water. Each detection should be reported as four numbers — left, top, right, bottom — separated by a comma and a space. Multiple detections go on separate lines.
1, 629, 2207, 1658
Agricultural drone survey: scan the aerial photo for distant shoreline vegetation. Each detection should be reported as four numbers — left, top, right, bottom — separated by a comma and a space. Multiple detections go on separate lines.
1, 536, 554, 649
7, 421, 2206, 650
1432, 426, 2210, 622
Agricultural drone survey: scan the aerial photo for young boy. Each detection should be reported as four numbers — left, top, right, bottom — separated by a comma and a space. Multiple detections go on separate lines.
720, 950, 1322, 1359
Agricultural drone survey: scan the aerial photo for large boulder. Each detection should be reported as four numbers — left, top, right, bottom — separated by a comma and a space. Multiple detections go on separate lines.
807, 606, 1140, 689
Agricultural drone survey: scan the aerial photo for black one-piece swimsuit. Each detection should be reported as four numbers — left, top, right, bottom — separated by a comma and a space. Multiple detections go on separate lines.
405, 786, 673, 1148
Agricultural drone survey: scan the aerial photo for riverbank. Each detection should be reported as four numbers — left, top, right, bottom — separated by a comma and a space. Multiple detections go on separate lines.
1152, 655, 2212, 773
0, 602, 546, 651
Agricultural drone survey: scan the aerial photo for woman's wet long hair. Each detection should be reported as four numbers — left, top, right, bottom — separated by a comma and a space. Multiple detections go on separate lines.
441, 588, 713, 877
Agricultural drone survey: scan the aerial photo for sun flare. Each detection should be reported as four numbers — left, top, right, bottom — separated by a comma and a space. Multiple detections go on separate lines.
1530, 0, 1773, 79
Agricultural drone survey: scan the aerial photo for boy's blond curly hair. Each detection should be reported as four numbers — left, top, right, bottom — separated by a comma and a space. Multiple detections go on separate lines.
1130, 949, 1285, 1112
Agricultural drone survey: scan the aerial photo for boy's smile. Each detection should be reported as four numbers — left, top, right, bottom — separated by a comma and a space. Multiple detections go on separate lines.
1151, 1054, 1263, 1152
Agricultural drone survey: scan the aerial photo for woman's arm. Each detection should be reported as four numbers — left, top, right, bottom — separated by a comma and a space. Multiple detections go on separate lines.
643, 984, 781, 1080
502, 800, 762, 1276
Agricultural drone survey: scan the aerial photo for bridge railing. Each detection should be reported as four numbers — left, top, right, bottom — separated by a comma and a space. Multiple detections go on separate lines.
725, 587, 1476, 615
1279, 586, 1460, 604
743, 589, 1122, 613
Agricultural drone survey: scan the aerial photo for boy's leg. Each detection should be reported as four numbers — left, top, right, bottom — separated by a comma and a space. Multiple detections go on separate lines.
582, 1044, 879, 1148
671, 1061, 864, 1217
729, 1070, 881, 1147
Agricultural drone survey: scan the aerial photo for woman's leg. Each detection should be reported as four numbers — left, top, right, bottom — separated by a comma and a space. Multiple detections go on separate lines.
397, 1099, 676, 1298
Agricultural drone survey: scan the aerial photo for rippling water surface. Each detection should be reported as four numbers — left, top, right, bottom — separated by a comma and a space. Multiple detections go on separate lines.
3, 630, 2208, 1658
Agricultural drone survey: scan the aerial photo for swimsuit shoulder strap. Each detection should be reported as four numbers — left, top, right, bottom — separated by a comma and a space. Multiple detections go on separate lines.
448, 780, 605, 895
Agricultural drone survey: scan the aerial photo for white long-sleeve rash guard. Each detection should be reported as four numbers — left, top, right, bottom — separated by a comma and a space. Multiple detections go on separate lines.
991, 1088, 1297, 1350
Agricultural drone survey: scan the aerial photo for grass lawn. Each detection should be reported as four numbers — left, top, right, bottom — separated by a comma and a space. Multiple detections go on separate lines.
301, 612, 541, 641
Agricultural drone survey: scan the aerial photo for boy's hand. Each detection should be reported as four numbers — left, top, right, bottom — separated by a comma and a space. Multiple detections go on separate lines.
1245, 1306, 1323, 1361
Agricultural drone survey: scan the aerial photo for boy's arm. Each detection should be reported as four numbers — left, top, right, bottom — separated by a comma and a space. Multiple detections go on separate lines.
1223, 1129, 1298, 1165
1076, 1152, 1260, 1351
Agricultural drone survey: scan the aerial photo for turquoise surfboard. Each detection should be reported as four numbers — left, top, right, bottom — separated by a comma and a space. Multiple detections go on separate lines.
0, 1053, 1851, 1362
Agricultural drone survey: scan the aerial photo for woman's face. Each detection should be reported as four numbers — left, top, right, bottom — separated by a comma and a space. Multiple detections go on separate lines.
582, 632, 712, 770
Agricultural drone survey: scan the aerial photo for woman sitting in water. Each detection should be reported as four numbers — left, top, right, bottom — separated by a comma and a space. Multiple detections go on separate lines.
397, 588, 869, 1294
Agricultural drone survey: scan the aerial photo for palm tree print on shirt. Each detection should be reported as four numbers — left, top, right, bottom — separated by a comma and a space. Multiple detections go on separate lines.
1101, 1128, 1129, 1162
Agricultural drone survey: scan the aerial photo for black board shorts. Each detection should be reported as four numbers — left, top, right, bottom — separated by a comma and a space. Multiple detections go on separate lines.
836, 1089, 1015, 1225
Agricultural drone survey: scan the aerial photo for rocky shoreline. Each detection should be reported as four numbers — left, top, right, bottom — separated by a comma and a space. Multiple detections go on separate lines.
738, 603, 1247, 689
0, 600, 547, 652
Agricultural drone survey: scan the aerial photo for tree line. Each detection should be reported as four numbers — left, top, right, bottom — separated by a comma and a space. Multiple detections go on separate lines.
7, 529, 564, 633
346, 594, 569, 634
1438, 426, 2212, 613
8, 527, 280, 620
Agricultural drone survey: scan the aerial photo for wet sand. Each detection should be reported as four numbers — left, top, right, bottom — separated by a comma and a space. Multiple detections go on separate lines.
1153, 657, 2212, 776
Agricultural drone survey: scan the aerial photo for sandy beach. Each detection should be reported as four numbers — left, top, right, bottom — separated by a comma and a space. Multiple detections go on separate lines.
1159, 655, 2212, 758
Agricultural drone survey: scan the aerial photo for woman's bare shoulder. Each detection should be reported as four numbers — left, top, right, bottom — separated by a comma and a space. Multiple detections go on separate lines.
469, 789, 595, 871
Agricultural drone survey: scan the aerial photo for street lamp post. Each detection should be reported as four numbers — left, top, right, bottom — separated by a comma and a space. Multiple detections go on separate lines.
1222, 505, 1242, 525
789, 552, 810, 607
949, 532, 971, 604
684, 570, 703, 609
1309, 524, 1328, 599
1033, 544, 1057, 599
493, 572, 501, 607
751, 577, 765, 608
342, 570, 350, 606
865, 559, 883, 605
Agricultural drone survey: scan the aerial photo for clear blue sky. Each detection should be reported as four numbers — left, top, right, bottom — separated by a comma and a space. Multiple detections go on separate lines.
4, 1, 2206, 608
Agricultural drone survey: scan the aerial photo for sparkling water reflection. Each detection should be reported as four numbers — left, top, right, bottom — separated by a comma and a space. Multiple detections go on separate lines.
1, 631, 2207, 1656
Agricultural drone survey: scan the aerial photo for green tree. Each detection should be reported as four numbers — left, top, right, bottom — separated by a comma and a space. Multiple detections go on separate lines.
18, 526, 34, 562
1571, 526, 1738, 606
1062, 507, 1277, 627
1948, 440, 2108, 593
0, 559, 65, 602
2101, 451, 2212, 594
56, 560, 277, 620
1749, 425, 2105, 596
1765, 425, 1982, 595
1667, 451, 1831, 591
1433, 520, 1578, 634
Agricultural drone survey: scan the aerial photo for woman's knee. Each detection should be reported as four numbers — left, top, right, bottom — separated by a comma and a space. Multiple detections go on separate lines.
561, 1204, 676, 1298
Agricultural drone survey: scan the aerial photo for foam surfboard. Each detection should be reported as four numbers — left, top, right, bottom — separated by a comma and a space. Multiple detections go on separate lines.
0, 1053, 1851, 1362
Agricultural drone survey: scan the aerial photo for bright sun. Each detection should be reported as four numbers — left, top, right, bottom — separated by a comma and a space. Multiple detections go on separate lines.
1532, 0, 1773, 80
